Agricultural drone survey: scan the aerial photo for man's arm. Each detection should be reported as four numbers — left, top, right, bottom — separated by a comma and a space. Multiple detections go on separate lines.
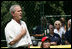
33, 33, 44, 37
9, 27, 26, 45
50, 42, 57, 45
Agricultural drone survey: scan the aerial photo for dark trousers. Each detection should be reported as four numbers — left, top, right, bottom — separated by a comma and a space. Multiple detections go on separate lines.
9, 46, 28, 48
16, 46, 28, 48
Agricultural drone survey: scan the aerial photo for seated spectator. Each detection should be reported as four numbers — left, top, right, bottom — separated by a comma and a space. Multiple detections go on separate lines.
32, 25, 44, 39
65, 19, 71, 44
46, 24, 61, 45
32, 17, 48, 39
65, 29, 71, 45
41, 36, 51, 48
60, 17, 66, 33
54, 20, 65, 38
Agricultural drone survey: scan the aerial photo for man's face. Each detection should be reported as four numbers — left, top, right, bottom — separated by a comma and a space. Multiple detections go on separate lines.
13, 6, 22, 20
49, 25, 54, 33
55, 23, 60, 29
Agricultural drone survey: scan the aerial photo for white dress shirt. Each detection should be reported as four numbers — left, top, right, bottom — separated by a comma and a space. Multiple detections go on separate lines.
5, 19, 32, 48
60, 26, 66, 34
54, 28, 65, 38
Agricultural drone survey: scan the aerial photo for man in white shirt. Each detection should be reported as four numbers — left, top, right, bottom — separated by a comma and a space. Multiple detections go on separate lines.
54, 20, 65, 38
54, 28, 64, 38
5, 5, 32, 48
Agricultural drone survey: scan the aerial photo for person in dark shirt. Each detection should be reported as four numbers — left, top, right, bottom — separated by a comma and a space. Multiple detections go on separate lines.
65, 29, 71, 44
65, 19, 71, 45
32, 25, 44, 39
46, 24, 61, 45
32, 17, 49, 39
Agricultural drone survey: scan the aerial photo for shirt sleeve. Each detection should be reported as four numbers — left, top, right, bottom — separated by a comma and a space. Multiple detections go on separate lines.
5, 26, 15, 44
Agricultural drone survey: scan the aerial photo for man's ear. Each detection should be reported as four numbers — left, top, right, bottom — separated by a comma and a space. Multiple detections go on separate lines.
11, 12, 14, 16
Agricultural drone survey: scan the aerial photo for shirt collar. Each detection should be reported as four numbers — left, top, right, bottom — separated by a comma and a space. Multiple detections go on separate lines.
11, 19, 22, 25
49, 33, 55, 37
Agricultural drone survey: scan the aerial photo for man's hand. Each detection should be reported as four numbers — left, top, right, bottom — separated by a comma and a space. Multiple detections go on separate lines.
9, 26, 27, 45
20, 26, 27, 36
65, 41, 70, 45
51, 42, 57, 45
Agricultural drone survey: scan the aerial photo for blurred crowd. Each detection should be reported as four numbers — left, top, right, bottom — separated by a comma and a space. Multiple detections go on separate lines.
31, 17, 71, 48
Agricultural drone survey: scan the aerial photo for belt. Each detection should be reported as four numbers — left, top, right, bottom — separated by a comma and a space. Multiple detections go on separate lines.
16, 46, 28, 48
17, 44, 29, 48
9, 46, 28, 48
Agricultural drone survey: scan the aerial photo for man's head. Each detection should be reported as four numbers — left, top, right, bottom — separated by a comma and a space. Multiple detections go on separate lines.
41, 36, 51, 48
10, 5, 22, 20
60, 17, 65, 23
49, 24, 54, 34
54, 20, 61, 29
60, 17, 65, 26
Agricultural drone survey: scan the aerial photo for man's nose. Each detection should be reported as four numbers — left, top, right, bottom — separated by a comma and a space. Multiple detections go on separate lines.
20, 11, 22, 14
